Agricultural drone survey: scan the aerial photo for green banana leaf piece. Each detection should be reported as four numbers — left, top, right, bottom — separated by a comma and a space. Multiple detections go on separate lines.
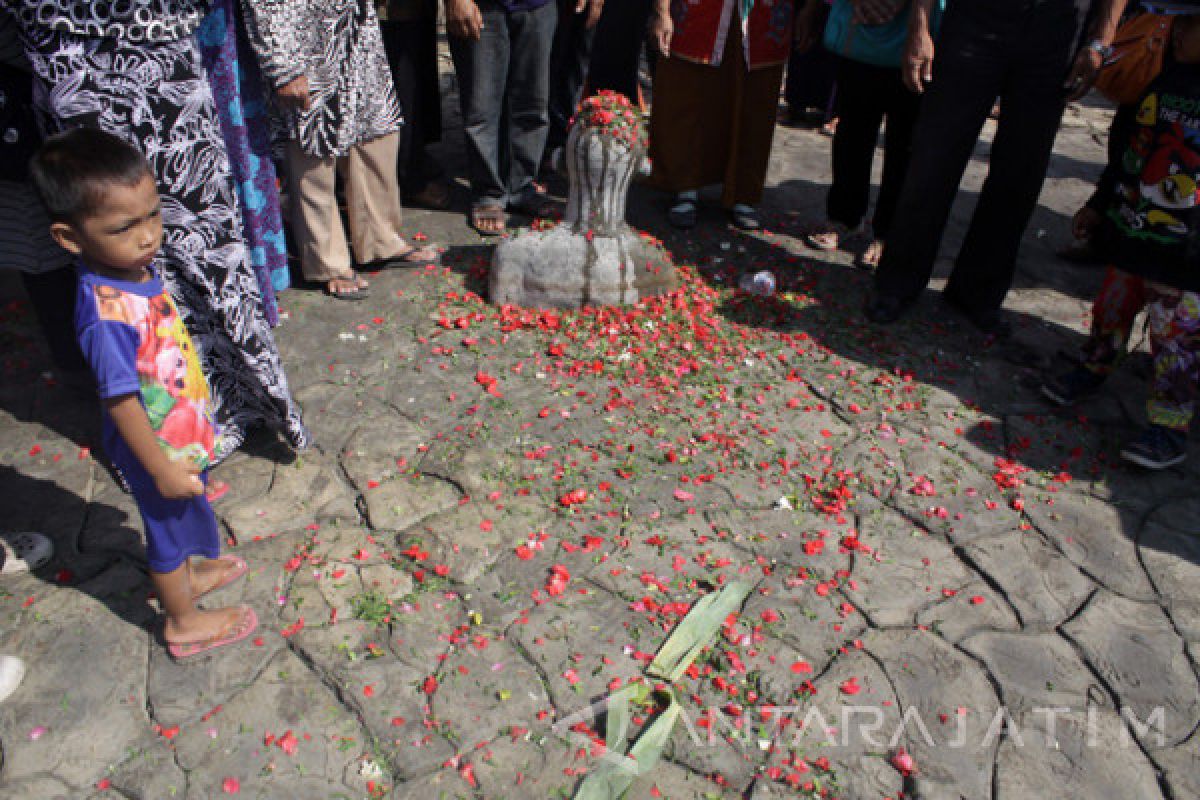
648, 580, 753, 682
573, 689, 681, 800
573, 581, 753, 799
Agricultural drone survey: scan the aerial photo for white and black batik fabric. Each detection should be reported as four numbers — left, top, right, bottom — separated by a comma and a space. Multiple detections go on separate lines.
10, 0, 209, 43
20, 28, 310, 460
240, 0, 402, 158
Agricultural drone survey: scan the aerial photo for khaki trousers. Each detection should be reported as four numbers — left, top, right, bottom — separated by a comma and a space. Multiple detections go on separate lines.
285, 133, 407, 282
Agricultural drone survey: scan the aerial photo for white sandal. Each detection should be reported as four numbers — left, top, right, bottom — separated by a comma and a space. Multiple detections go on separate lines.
0, 532, 53, 575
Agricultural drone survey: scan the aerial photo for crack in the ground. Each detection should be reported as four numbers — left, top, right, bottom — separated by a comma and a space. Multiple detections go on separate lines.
951, 540, 1027, 630
1053, 589, 1180, 797
139, 646, 191, 798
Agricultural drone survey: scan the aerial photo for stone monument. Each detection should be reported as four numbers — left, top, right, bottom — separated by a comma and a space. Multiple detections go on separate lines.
490, 91, 677, 308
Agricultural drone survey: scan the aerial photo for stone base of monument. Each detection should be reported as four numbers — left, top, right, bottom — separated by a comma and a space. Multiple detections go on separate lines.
490, 225, 675, 309
489, 93, 677, 309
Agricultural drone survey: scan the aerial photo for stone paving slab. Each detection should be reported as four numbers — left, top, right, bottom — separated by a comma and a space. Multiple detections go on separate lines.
1, 85, 1199, 800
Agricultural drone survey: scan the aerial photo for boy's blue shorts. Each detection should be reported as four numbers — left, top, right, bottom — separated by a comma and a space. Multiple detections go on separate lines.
120, 461, 220, 573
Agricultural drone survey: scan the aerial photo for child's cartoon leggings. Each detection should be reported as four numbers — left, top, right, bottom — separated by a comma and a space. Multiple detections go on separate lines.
1082, 267, 1200, 431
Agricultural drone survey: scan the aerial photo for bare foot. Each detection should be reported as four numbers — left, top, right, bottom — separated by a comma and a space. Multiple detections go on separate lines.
163, 605, 246, 647
804, 220, 846, 251
860, 239, 885, 269
470, 204, 506, 236
325, 275, 369, 299
190, 556, 244, 599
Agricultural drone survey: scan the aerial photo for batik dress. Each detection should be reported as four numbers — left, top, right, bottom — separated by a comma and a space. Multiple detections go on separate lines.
196, 0, 291, 325
11, 0, 310, 460
75, 266, 221, 573
240, 0, 402, 158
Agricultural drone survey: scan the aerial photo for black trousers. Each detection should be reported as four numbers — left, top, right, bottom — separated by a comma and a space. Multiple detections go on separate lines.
873, 0, 1085, 315
786, 43, 838, 117
587, 0, 653, 100
547, 0, 597, 152
827, 57, 920, 238
380, 17, 444, 193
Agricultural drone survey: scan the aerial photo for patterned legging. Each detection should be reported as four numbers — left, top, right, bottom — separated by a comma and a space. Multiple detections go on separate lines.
22, 28, 309, 459
1083, 266, 1200, 431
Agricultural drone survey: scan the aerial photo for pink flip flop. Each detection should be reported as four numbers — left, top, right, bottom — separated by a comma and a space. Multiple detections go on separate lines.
205, 480, 230, 503
167, 605, 258, 662
195, 555, 247, 600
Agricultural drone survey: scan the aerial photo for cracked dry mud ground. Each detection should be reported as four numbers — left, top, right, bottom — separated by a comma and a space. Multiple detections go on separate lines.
1, 95, 1199, 799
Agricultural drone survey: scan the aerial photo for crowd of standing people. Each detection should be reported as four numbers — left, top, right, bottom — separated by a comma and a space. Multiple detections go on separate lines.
1, 0, 1199, 669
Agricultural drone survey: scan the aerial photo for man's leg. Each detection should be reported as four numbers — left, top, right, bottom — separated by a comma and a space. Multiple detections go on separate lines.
827, 58, 888, 231
944, 0, 1082, 318
343, 133, 408, 265
870, 1, 1005, 311
546, 0, 595, 159
449, 1, 512, 209
505, 0, 557, 205
873, 71, 922, 241
284, 140, 355, 283
588, 0, 653, 100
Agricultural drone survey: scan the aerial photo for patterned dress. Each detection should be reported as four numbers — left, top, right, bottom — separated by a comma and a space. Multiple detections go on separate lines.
196, 0, 290, 325
240, 0, 402, 158
12, 0, 310, 460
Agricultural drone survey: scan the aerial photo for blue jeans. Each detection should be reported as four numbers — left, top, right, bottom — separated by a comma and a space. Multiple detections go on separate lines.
449, 0, 556, 209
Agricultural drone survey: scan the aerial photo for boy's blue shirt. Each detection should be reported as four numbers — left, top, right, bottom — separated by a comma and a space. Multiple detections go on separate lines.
74, 262, 218, 476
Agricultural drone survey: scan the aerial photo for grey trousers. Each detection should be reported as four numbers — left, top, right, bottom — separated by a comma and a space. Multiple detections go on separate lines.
448, 0, 556, 209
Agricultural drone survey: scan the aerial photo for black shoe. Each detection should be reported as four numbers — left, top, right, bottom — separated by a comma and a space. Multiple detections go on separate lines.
1120, 425, 1188, 470
1041, 367, 1105, 406
943, 293, 1011, 338
865, 293, 910, 324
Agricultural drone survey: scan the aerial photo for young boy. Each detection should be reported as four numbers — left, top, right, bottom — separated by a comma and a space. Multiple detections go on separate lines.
30, 128, 257, 659
1042, 2, 1200, 470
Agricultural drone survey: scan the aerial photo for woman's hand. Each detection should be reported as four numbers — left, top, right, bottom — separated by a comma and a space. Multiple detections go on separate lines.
276, 75, 311, 111
902, 26, 935, 94
650, 6, 673, 58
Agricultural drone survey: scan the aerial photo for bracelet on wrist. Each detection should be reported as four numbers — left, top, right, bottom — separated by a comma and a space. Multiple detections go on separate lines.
1086, 39, 1114, 60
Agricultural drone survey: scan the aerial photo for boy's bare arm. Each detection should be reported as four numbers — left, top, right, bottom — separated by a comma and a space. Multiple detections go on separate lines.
104, 394, 204, 500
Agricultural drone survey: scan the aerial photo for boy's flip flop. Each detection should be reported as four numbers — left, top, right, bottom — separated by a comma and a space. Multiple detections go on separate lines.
205, 480, 230, 503
195, 554, 248, 600
167, 605, 258, 662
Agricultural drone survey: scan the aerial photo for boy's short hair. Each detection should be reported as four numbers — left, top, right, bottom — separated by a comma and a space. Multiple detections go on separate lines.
29, 128, 153, 224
